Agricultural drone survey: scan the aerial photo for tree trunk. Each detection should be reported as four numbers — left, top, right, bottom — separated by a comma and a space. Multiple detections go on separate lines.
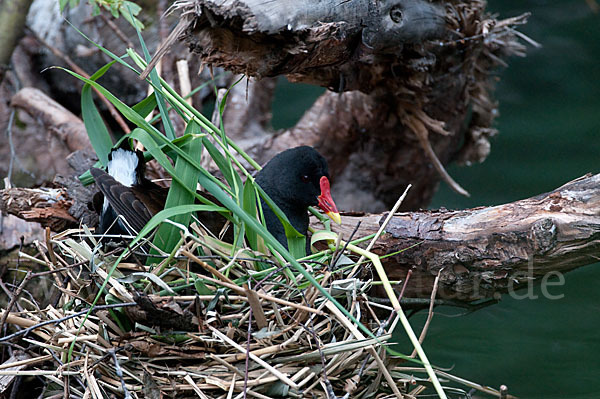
3, 174, 599, 301
173, 0, 530, 212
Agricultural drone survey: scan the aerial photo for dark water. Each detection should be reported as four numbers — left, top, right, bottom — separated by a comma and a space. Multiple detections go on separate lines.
272, 1, 600, 397
427, 1, 600, 398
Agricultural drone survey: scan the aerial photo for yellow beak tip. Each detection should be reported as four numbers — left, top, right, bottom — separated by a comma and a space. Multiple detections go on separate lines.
327, 212, 342, 225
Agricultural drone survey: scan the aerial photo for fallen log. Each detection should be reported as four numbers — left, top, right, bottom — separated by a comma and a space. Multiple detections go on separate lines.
3, 173, 598, 301
168, 0, 532, 213
332, 173, 600, 301
0, 186, 77, 232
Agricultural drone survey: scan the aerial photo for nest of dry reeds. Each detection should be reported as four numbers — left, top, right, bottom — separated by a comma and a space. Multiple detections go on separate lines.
1, 220, 512, 399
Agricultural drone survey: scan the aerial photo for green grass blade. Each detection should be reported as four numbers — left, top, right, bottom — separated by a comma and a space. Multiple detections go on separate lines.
152, 122, 204, 258
242, 180, 258, 250
81, 60, 118, 166
201, 137, 240, 190
131, 8, 175, 140
132, 92, 157, 118
254, 184, 306, 258
126, 128, 223, 211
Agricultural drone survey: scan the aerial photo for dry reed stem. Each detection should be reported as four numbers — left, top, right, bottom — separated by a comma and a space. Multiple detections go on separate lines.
0, 224, 509, 398
410, 270, 442, 358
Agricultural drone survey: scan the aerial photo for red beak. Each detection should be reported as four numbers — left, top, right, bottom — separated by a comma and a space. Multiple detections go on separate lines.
317, 176, 341, 224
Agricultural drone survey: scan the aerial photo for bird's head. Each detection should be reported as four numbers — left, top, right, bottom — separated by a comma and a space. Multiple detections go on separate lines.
259, 146, 341, 224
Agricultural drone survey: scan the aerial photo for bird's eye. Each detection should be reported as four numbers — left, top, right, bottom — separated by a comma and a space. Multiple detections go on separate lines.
301, 175, 309, 183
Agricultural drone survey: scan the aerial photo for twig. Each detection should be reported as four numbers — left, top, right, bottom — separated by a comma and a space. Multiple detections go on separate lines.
0, 271, 31, 334
207, 325, 300, 390
5, 108, 16, 183
298, 290, 336, 398
243, 282, 253, 399
0, 279, 24, 313
0, 302, 136, 343
99, 14, 134, 49
181, 261, 324, 315
45, 228, 57, 266
176, 59, 193, 106
324, 301, 404, 398
330, 221, 361, 271
398, 267, 414, 301
110, 349, 133, 399
410, 269, 441, 358
350, 185, 411, 278
404, 114, 469, 197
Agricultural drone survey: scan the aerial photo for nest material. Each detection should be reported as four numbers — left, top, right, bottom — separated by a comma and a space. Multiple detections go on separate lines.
0, 226, 512, 398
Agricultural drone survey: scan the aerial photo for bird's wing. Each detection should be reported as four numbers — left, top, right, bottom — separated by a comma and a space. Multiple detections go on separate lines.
90, 168, 154, 234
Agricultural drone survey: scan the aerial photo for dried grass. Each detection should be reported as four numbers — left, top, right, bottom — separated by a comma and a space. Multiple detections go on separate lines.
0, 225, 515, 399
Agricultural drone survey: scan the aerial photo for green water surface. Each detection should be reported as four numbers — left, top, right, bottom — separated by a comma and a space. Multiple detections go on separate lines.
272, 1, 599, 396
427, 1, 600, 398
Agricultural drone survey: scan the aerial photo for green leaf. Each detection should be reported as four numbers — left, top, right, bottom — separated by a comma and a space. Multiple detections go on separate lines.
121, 1, 142, 15
201, 137, 240, 190
109, 3, 119, 19
81, 60, 118, 166
207, 288, 228, 311
242, 180, 258, 250
126, 128, 227, 216
194, 279, 213, 295
254, 184, 306, 259
59, 0, 69, 12
138, 204, 226, 239
132, 92, 157, 119
119, 9, 145, 30
152, 122, 204, 258
120, 0, 144, 30
130, 5, 173, 138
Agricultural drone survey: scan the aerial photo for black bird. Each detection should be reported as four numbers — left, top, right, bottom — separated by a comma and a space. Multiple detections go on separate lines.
91, 148, 166, 236
91, 146, 340, 248
255, 146, 340, 248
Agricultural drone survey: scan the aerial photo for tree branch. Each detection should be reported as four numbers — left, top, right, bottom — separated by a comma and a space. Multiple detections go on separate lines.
175, 0, 531, 212
0, 187, 77, 232
10, 87, 90, 153
4, 173, 599, 301
331, 173, 600, 300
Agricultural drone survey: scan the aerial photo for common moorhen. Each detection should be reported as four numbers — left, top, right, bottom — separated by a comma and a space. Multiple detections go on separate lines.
91, 146, 340, 249
255, 146, 340, 248
91, 149, 166, 236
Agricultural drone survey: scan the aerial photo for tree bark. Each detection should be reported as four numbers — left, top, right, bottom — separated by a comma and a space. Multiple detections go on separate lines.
3, 173, 599, 301
331, 173, 600, 301
0, 187, 77, 232
175, 0, 530, 212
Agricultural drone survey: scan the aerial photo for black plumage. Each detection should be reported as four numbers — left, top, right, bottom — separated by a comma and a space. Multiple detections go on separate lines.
92, 146, 339, 250
255, 146, 335, 249
91, 149, 165, 236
